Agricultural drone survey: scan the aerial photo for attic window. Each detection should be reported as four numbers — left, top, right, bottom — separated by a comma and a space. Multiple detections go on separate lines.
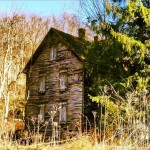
59, 102, 67, 123
60, 72, 67, 90
39, 76, 45, 93
50, 46, 57, 60
38, 105, 45, 123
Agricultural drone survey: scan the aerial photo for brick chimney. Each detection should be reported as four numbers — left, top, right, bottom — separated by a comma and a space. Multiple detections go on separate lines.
78, 28, 85, 39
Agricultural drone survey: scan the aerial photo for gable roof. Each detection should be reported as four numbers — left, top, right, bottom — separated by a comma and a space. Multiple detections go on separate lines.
23, 27, 88, 73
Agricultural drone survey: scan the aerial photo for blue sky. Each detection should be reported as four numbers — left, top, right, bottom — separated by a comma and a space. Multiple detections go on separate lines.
0, 0, 80, 17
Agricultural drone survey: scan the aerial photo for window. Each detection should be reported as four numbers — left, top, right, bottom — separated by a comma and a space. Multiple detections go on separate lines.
39, 76, 45, 93
50, 46, 57, 60
27, 90, 30, 100
38, 105, 45, 123
60, 73, 67, 90
59, 102, 67, 123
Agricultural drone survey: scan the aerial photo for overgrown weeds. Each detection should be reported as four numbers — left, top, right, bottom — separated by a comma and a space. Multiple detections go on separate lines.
0, 90, 149, 149
0, 135, 149, 150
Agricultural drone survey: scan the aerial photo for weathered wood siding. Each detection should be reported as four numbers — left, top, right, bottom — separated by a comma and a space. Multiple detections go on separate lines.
25, 34, 84, 134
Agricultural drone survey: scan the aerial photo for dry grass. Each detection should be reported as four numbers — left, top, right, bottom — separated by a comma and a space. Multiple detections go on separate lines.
0, 135, 149, 150
0, 90, 149, 150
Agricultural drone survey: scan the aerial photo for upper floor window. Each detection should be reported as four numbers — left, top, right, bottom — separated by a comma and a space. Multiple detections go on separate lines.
50, 46, 57, 60
39, 76, 45, 93
60, 73, 67, 90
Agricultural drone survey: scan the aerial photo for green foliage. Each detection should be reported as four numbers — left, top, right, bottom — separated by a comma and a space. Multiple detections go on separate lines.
90, 95, 120, 117
90, 94, 125, 128
84, 0, 150, 95
82, 0, 150, 132
90, 88, 149, 130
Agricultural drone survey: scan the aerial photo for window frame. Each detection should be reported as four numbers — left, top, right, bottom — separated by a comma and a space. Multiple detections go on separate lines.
50, 46, 57, 60
39, 75, 46, 93
38, 105, 45, 123
59, 102, 67, 123
59, 71, 67, 91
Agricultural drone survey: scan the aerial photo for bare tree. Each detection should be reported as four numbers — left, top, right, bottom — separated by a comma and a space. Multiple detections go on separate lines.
0, 13, 50, 119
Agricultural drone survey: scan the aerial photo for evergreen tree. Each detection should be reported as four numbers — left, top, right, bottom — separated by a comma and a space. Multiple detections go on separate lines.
82, 0, 150, 95
81, 0, 150, 134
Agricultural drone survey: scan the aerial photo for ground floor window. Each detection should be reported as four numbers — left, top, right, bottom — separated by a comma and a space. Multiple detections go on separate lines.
59, 102, 67, 123
38, 105, 45, 123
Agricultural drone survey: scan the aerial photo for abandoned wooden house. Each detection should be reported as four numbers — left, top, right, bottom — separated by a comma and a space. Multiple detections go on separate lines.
23, 28, 91, 137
